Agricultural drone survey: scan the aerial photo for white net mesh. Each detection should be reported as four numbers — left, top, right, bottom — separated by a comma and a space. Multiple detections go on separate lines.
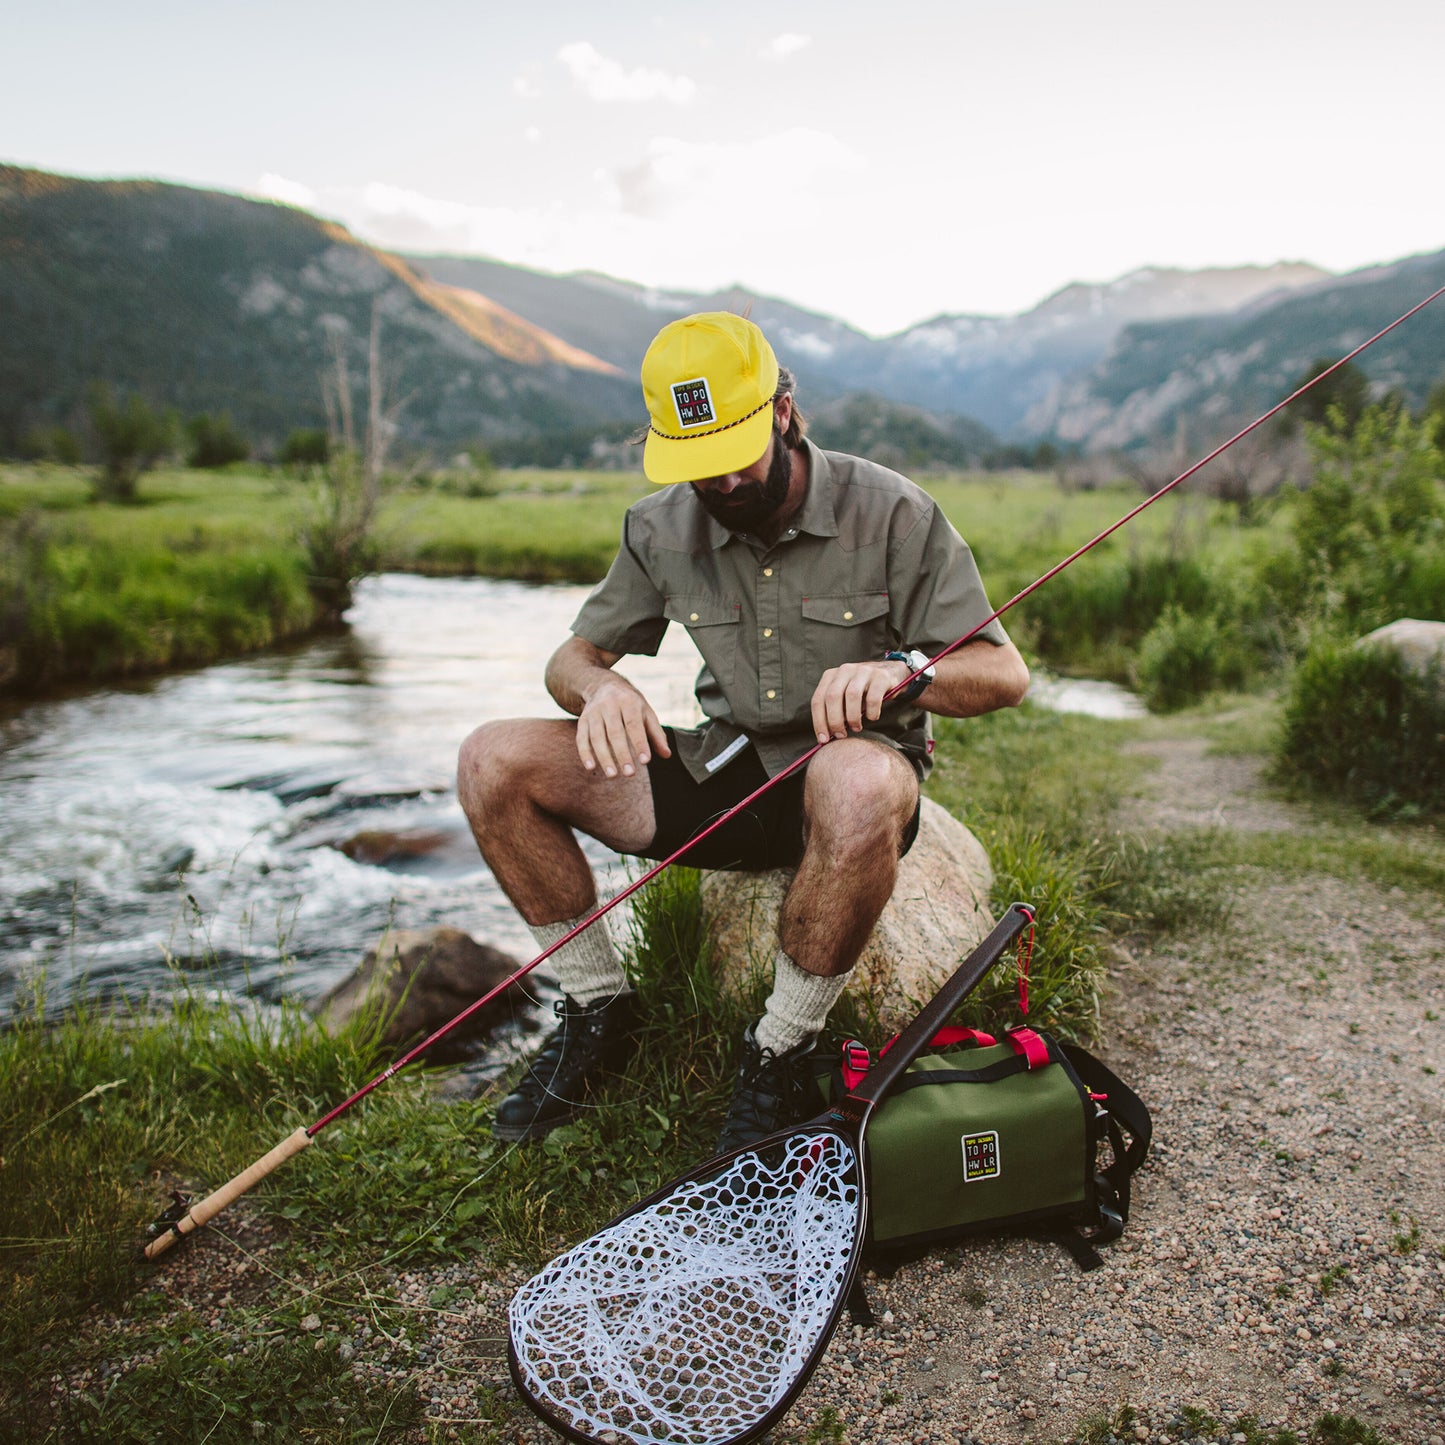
509, 1129, 862, 1445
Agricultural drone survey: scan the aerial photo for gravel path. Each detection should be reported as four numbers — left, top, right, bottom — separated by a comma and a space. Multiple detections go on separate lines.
90, 740, 1445, 1444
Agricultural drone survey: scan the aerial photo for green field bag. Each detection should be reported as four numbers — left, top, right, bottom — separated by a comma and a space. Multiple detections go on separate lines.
820, 1023, 1152, 1269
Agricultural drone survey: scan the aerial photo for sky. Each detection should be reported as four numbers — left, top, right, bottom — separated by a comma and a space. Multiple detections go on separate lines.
4, 0, 1443, 336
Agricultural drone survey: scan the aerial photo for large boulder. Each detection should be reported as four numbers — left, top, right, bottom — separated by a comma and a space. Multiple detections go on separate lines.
312, 926, 529, 1047
700, 797, 995, 1032
1355, 618, 1445, 688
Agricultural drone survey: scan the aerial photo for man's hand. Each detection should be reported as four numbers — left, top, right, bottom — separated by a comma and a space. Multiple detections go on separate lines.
810, 659, 912, 743
545, 635, 672, 779
576, 674, 671, 779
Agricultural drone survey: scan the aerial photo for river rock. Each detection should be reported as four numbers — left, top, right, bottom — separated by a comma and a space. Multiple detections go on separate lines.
312, 926, 527, 1046
336, 827, 454, 866
699, 797, 995, 1032
1355, 618, 1445, 686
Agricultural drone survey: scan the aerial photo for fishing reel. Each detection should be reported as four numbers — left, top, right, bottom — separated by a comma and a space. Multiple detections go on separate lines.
141, 1189, 193, 1253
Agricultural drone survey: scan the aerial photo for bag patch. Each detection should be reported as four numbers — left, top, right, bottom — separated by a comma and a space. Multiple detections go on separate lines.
962, 1129, 1000, 1182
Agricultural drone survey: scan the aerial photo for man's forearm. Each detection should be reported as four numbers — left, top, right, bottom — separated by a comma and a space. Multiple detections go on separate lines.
913, 639, 1030, 718
544, 635, 626, 716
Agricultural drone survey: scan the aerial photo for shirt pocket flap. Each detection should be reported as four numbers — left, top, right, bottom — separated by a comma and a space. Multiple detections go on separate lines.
664, 595, 740, 628
800, 592, 891, 627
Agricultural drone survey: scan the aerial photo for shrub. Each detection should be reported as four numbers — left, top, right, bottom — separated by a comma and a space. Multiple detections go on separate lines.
1290, 406, 1445, 633
18, 424, 82, 465
1275, 638, 1445, 818
87, 384, 177, 503
279, 427, 330, 471
1134, 604, 1252, 711
185, 412, 250, 468
295, 449, 382, 626
1021, 548, 1225, 679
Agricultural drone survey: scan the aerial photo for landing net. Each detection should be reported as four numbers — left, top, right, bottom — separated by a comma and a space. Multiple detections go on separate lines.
508, 1130, 862, 1445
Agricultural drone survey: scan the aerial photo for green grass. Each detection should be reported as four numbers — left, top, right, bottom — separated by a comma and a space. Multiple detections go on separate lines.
34, 1335, 424, 1444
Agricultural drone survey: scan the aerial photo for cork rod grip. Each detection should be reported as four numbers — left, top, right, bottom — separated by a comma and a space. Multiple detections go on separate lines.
144, 1126, 312, 1260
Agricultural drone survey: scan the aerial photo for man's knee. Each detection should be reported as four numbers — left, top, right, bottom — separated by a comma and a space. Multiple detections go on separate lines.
803, 741, 917, 852
457, 719, 552, 819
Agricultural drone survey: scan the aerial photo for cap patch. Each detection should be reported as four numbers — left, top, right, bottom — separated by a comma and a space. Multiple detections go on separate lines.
671, 378, 715, 430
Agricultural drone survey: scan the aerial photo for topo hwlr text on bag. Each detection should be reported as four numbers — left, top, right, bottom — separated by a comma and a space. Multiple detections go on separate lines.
818, 1023, 1152, 1269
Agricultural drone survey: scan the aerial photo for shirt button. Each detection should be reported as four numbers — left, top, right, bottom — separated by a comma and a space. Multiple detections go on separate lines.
766, 689, 776, 699
763, 628, 773, 638
843, 611, 854, 620
762, 567, 773, 577
689, 612, 699, 621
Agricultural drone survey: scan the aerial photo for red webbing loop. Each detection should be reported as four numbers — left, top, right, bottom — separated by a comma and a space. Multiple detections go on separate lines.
1004, 1025, 1051, 1070
929, 1025, 998, 1050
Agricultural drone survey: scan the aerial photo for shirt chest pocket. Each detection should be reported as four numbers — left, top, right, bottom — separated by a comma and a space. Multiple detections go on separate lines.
800, 591, 891, 679
665, 594, 740, 688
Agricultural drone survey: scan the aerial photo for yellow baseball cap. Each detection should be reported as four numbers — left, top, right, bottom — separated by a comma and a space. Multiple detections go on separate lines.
640, 312, 780, 485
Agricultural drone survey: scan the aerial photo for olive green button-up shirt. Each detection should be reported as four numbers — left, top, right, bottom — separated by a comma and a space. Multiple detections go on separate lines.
570, 440, 1010, 783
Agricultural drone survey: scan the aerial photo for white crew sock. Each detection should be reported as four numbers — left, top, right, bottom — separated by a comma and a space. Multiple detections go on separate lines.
528, 911, 630, 1008
754, 951, 849, 1055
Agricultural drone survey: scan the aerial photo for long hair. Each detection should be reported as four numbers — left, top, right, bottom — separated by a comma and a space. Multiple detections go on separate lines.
773, 365, 807, 448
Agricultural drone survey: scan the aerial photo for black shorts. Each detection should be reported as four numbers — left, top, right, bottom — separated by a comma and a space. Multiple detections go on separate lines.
634, 729, 922, 872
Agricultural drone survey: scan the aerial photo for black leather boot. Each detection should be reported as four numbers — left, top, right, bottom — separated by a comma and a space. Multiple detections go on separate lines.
715, 1024, 818, 1154
493, 992, 638, 1142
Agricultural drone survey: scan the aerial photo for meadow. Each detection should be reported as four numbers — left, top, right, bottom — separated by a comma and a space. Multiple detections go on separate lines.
0, 457, 1271, 693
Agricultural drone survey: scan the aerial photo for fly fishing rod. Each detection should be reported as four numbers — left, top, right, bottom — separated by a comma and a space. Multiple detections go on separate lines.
144, 277, 1445, 1260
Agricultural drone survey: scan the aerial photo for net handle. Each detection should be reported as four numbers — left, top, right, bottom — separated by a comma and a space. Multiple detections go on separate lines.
842, 902, 1035, 1110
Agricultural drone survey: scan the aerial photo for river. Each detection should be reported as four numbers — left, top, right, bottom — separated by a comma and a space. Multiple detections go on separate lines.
0, 574, 1142, 1017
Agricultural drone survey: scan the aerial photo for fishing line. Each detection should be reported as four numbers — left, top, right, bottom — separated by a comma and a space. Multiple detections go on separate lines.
144, 278, 1445, 1260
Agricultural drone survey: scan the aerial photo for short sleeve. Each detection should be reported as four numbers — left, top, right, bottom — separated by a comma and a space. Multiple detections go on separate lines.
569, 514, 671, 657
889, 505, 1010, 654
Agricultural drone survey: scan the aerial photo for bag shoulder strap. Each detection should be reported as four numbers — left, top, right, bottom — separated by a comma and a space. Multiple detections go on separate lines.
1059, 1042, 1153, 1228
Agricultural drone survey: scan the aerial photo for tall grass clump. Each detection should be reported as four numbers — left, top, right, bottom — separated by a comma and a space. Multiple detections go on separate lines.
927, 706, 1148, 1042
1017, 548, 1227, 682
1274, 639, 1445, 819
1, 530, 315, 690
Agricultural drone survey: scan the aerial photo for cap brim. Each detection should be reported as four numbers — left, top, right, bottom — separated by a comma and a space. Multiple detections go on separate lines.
642, 404, 776, 485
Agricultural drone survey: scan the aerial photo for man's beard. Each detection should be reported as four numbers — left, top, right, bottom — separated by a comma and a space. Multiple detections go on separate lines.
690, 431, 793, 534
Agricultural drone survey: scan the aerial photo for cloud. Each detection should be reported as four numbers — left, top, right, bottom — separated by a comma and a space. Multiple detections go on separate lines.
557, 41, 696, 104
761, 33, 811, 62
512, 75, 544, 100
269, 129, 870, 324
604, 128, 863, 219
256, 173, 317, 209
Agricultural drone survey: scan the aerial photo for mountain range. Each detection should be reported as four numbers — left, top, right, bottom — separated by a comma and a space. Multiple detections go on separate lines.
3, 163, 1442, 464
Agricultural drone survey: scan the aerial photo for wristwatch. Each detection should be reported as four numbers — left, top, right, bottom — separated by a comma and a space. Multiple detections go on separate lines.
885, 649, 935, 704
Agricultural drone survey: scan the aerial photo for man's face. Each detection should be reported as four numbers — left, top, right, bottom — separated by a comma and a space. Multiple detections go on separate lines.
689, 425, 793, 534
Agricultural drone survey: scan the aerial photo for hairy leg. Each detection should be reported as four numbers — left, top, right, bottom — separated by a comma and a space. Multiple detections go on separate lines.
778, 739, 919, 978
456, 718, 656, 924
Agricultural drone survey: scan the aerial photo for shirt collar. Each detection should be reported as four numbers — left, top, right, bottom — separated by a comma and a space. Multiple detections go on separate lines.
697, 438, 840, 551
